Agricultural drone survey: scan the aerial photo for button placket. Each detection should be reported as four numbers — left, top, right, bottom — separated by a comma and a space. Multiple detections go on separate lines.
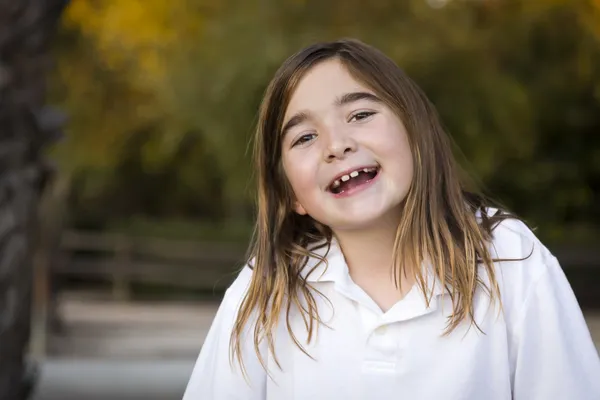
362, 321, 401, 374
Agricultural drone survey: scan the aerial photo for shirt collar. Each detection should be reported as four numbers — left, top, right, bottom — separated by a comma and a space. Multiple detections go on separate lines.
301, 238, 446, 299
300, 237, 347, 283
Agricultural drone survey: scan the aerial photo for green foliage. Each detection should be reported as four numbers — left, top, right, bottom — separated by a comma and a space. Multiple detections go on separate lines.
49, 0, 600, 243
107, 217, 253, 242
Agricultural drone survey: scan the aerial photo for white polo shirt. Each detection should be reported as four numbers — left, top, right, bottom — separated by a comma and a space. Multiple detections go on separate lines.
183, 217, 600, 399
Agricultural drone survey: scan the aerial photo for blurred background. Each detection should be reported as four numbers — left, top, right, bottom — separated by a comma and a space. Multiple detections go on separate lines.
0, 0, 599, 399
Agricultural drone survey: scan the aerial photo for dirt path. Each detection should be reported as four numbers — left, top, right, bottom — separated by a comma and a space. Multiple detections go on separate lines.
48, 293, 218, 359
48, 292, 600, 359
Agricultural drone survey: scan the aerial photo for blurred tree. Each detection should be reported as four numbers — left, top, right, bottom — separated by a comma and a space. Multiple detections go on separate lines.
51, 0, 235, 227
449, 0, 600, 242
49, 0, 600, 243
0, 0, 68, 398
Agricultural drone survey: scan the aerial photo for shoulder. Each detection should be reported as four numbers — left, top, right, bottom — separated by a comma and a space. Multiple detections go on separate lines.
482, 209, 563, 325
220, 264, 255, 311
478, 207, 553, 272
203, 264, 256, 340
492, 216, 547, 258
183, 263, 267, 399
486, 210, 555, 280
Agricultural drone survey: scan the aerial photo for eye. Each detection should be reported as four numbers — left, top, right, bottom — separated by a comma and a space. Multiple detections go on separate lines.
349, 111, 376, 123
292, 133, 317, 147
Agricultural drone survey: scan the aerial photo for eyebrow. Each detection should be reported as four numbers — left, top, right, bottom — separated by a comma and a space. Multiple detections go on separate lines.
281, 112, 310, 138
281, 91, 382, 137
336, 91, 382, 107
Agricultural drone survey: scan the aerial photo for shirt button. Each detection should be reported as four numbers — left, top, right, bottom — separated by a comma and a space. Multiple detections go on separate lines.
375, 325, 388, 335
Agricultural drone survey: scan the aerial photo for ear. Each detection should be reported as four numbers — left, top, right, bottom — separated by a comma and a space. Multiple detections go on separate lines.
294, 200, 307, 215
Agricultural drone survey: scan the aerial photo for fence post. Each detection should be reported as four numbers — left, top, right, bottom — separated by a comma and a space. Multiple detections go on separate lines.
113, 235, 132, 301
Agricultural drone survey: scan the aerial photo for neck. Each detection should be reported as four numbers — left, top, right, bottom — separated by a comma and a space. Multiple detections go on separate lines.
333, 218, 399, 278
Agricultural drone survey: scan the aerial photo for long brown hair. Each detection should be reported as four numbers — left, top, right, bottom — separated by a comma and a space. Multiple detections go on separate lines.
231, 38, 515, 376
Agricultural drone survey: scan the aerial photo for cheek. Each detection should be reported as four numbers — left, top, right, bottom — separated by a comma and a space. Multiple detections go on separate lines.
377, 121, 414, 178
282, 154, 318, 196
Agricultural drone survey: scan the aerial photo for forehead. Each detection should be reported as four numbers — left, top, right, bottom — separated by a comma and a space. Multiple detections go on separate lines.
284, 59, 372, 121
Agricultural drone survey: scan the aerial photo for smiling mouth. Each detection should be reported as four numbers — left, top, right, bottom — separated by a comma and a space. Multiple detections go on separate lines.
328, 166, 380, 194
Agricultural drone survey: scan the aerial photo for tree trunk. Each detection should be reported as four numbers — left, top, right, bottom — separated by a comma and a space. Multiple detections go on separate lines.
0, 1, 68, 399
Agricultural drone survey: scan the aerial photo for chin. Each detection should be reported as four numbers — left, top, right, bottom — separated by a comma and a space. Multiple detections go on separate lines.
307, 197, 404, 231
330, 210, 398, 231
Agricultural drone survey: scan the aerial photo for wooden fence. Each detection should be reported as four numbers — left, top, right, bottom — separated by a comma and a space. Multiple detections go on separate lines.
48, 230, 600, 303
56, 230, 249, 299
29, 229, 600, 358
30, 230, 249, 357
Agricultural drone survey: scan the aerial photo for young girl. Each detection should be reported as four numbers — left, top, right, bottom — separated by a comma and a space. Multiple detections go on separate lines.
183, 39, 600, 399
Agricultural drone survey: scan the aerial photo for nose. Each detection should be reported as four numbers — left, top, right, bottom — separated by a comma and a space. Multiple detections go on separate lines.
324, 128, 357, 162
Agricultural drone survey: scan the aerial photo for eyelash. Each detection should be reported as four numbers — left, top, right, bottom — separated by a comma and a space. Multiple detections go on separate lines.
290, 111, 377, 147
292, 133, 316, 147
349, 110, 376, 122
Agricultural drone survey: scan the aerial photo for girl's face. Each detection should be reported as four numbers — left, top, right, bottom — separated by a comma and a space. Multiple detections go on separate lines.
281, 59, 414, 232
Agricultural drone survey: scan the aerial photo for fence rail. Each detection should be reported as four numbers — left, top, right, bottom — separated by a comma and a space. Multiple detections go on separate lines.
29, 229, 600, 358
56, 230, 249, 299
52, 230, 600, 300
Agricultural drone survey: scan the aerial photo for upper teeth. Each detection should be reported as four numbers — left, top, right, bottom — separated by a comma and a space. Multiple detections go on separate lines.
331, 167, 377, 189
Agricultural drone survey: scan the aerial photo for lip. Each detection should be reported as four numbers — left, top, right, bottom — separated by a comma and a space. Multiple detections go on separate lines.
327, 164, 380, 189
332, 169, 380, 198
327, 164, 381, 198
